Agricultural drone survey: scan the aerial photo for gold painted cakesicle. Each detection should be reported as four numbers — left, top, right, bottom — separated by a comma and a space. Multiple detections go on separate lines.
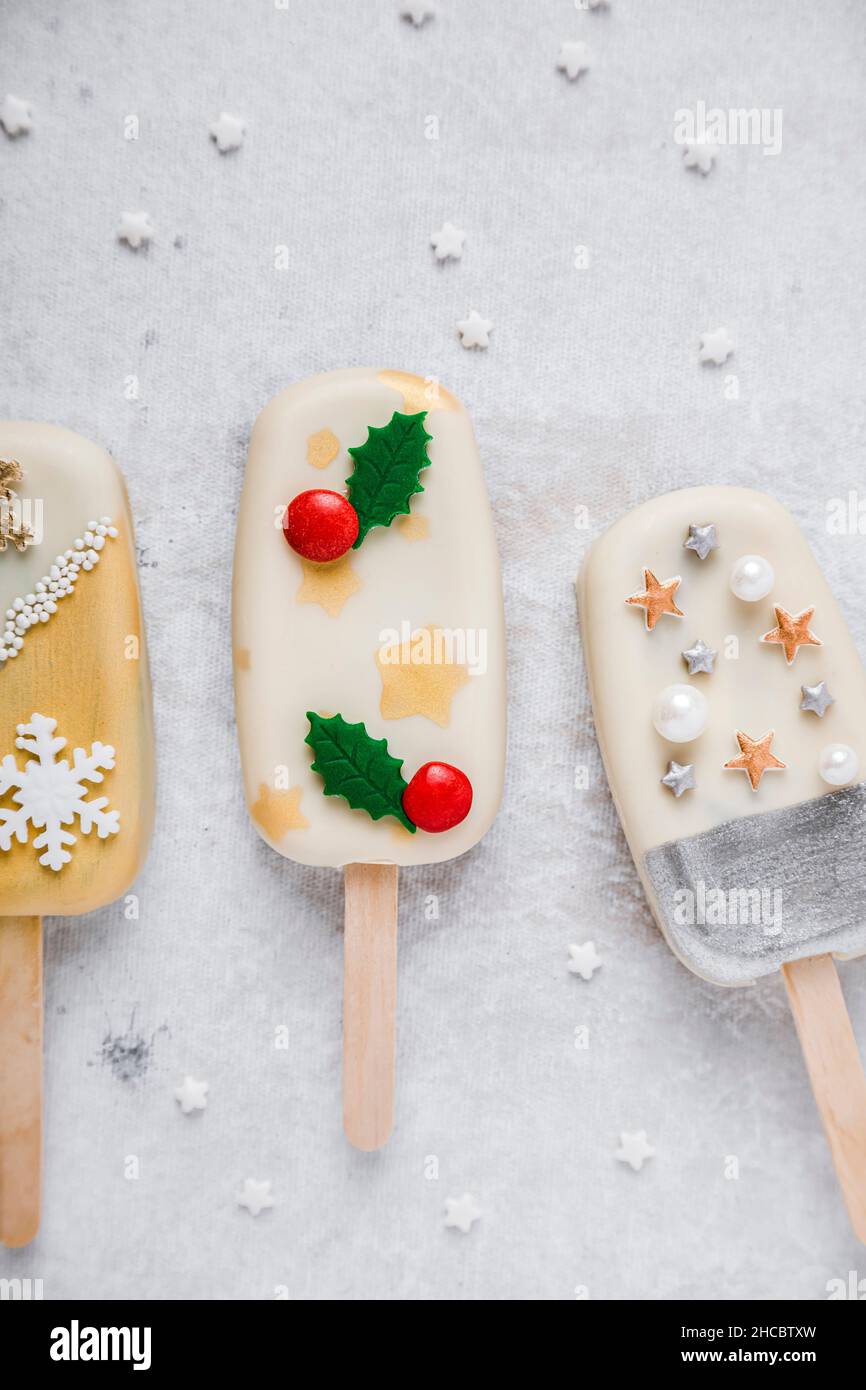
579, 485, 866, 1240
233, 368, 506, 1149
0, 422, 154, 1246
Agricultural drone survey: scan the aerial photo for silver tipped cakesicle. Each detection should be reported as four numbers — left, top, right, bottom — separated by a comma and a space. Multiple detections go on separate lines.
579, 485, 866, 1242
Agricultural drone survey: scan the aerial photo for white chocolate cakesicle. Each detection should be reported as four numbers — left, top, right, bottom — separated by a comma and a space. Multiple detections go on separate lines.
0, 422, 154, 916
233, 369, 506, 867
579, 486, 866, 986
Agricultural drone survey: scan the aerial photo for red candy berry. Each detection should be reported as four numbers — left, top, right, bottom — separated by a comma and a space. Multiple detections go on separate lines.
283, 490, 359, 563
402, 762, 473, 833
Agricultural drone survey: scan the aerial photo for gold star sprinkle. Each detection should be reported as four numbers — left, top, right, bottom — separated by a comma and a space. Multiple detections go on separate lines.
625, 569, 684, 630
376, 625, 470, 726
251, 783, 309, 837
377, 369, 459, 415
723, 730, 786, 791
761, 605, 822, 665
397, 514, 430, 542
307, 428, 340, 470
296, 554, 361, 618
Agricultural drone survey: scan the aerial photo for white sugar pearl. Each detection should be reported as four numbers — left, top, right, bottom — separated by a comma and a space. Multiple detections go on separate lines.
11, 637, 22, 650
24, 593, 35, 605
107, 526, 118, 537
819, 743, 859, 787
730, 554, 775, 602
13, 598, 24, 611
92, 534, 105, 550
651, 683, 709, 744
5, 609, 13, 620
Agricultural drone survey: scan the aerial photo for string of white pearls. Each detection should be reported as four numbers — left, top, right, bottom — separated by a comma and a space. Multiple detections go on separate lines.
0, 517, 118, 666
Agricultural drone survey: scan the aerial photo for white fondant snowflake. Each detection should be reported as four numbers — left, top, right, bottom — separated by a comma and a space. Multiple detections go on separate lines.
0, 714, 120, 871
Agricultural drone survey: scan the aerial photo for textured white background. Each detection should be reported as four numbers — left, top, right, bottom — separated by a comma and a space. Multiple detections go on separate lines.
2, 0, 865, 1301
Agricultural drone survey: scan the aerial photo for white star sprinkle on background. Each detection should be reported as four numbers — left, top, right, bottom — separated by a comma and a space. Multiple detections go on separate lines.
118, 210, 155, 249
683, 140, 719, 174
456, 309, 492, 348
238, 1179, 274, 1216
444, 1193, 482, 1233
1, 93, 33, 136
698, 327, 734, 365
616, 1132, 656, 1172
400, 4, 438, 25
430, 221, 466, 261
568, 941, 603, 980
209, 111, 245, 153
174, 1076, 209, 1114
557, 41, 591, 81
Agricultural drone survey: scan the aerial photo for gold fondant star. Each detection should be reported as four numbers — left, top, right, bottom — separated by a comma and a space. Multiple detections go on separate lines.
377, 369, 458, 415
723, 730, 786, 791
307, 428, 340, 470
251, 783, 309, 837
625, 569, 684, 630
376, 625, 470, 726
761, 605, 822, 665
397, 514, 430, 542
296, 554, 361, 618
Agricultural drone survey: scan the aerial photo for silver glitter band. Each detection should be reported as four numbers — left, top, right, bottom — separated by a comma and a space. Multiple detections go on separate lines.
644, 782, 866, 985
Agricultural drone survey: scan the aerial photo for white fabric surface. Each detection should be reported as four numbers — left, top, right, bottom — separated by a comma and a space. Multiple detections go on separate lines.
2, 0, 865, 1300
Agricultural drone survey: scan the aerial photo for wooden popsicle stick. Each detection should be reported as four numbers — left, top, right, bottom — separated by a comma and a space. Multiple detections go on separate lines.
782, 953, 866, 1244
343, 864, 398, 1151
0, 916, 43, 1247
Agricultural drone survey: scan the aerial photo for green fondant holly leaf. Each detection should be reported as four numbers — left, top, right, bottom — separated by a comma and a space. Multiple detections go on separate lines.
305, 712, 416, 832
346, 411, 432, 547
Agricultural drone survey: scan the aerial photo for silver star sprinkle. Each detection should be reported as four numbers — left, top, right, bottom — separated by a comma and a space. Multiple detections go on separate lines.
800, 681, 835, 717
682, 637, 717, 675
684, 522, 718, 560
661, 760, 696, 797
